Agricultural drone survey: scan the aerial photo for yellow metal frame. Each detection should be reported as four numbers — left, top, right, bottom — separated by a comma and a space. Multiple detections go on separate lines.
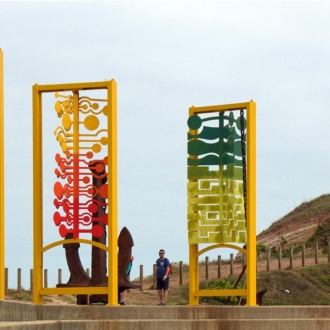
0, 49, 5, 299
188, 101, 256, 306
32, 80, 118, 305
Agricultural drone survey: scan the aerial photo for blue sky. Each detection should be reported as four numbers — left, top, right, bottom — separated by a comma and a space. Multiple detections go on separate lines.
1, 1, 330, 288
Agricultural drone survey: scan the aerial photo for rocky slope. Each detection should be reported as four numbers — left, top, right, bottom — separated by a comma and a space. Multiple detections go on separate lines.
257, 193, 330, 250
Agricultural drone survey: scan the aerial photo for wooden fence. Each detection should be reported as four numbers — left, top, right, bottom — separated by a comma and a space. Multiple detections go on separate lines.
5, 239, 330, 293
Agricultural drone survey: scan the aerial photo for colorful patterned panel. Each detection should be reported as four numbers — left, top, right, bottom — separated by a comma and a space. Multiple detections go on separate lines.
53, 92, 108, 239
187, 111, 246, 244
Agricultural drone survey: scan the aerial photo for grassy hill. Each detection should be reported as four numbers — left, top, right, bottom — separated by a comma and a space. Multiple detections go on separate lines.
256, 263, 330, 305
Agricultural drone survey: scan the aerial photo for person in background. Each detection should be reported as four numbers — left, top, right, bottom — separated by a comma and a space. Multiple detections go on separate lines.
155, 249, 170, 306
119, 255, 134, 305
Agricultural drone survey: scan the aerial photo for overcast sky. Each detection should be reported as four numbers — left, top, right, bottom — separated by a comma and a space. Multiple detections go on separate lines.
1, 1, 330, 288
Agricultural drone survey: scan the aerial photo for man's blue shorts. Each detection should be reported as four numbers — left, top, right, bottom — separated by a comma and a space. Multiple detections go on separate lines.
157, 277, 169, 290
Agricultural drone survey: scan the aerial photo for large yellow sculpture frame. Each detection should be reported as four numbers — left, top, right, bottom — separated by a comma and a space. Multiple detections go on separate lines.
32, 80, 118, 305
188, 101, 256, 306
0, 49, 5, 300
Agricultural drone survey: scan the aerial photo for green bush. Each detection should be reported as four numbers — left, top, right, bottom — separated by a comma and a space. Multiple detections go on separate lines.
306, 219, 330, 248
199, 278, 244, 305
257, 243, 267, 256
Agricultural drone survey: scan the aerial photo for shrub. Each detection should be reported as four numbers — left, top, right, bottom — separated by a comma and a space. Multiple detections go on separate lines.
199, 278, 244, 305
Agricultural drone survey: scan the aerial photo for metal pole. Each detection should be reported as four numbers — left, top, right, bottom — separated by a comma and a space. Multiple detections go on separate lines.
0, 49, 4, 300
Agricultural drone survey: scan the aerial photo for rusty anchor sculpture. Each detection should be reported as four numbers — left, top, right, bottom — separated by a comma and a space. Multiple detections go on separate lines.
57, 226, 140, 304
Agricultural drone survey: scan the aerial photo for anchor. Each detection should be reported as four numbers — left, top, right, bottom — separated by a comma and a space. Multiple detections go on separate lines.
57, 226, 141, 304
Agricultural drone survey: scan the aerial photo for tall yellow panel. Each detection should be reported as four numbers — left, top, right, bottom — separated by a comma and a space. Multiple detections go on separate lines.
33, 80, 118, 304
187, 101, 256, 306
0, 49, 5, 300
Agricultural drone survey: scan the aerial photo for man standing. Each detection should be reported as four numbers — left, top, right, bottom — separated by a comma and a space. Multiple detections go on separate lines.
155, 249, 170, 306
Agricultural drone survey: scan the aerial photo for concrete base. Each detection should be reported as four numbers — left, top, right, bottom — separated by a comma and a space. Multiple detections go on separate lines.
0, 300, 329, 329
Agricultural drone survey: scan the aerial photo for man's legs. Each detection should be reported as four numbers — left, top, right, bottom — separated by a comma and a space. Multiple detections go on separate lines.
157, 278, 164, 305
161, 278, 169, 305
163, 289, 168, 304
157, 278, 169, 305
158, 289, 163, 304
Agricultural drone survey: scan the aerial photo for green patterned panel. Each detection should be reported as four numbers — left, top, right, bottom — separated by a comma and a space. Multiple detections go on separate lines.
187, 111, 246, 244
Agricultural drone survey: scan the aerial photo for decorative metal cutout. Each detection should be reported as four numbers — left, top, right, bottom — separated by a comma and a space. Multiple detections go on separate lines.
187, 111, 246, 244
53, 92, 108, 239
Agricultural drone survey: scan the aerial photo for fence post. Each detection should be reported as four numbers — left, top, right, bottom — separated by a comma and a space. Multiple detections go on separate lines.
278, 247, 282, 270
30, 269, 33, 294
5, 268, 8, 294
17, 268, 21, 293
58, 269, 62, 285
302, 243, 306, 267
30, 269, 33, 293
290, 244, 293, 269
217, 255, 221, 279
153, 264, 156, 290
205, 256, 209, 280
44, 269, 48, 289
315, 241, 318, 264
328, 237, 330, 263
256, 255, 258, 273
267, 249, 270, 272
138, 264, 143, 291
179, 261, 183, 285
230, 253, 234, 276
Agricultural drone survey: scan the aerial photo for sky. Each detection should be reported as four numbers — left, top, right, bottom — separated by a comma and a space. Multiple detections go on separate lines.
1, 1, 330, 288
